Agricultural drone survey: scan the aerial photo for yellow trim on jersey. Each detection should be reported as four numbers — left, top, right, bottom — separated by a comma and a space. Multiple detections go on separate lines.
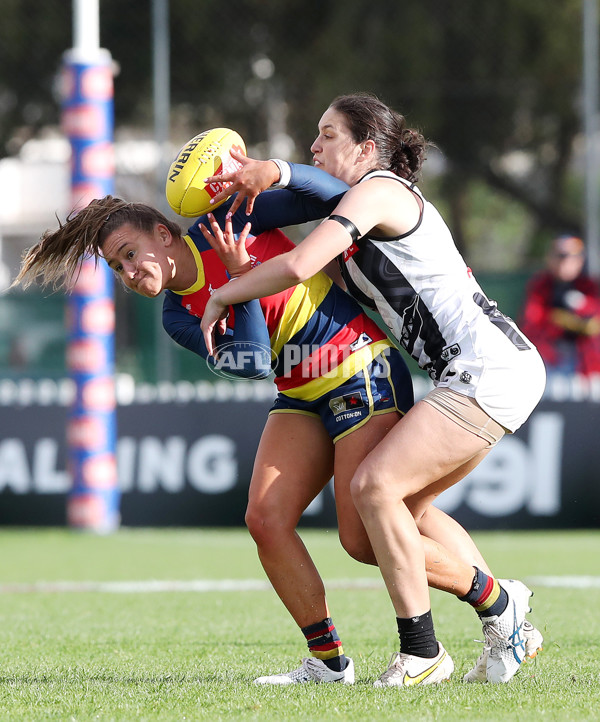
335, 407, 400, 443
269, 272, 333, 357
335, 352, 406, 442
281, 339, 394, 402
378, 346, 400, 411
173, 235, 206, 295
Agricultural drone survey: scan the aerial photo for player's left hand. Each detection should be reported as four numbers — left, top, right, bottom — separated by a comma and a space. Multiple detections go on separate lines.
199, 212, 252, 278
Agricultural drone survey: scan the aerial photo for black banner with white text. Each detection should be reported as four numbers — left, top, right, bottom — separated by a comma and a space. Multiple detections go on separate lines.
0, 394, 598, 529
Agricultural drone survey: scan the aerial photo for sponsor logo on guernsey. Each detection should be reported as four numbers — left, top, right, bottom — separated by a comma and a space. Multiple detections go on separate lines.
349, 332, 372, 352
441, 343, 461, 362
343, 243, 360, 261
329, 392, 365, 417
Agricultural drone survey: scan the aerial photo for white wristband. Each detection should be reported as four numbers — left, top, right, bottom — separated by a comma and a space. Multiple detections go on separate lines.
268, 158, 291, 189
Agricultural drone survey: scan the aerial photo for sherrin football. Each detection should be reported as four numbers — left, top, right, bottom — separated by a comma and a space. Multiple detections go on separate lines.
165, 128, 246, 217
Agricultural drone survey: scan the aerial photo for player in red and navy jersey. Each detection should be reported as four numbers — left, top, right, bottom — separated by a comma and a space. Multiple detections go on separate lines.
162, 214, 414, 684
164, 219, 401, 440
14, 191, 411, 684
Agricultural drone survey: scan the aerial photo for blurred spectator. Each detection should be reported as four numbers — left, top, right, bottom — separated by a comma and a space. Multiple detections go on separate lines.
521, 235, 600, 377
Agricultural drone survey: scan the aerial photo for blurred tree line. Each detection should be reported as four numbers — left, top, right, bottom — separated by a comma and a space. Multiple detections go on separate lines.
0, 0, 594, 381
0, 0, 589, 267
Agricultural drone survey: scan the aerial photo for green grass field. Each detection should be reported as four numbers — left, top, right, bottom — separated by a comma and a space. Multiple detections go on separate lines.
0, 527, 598, 721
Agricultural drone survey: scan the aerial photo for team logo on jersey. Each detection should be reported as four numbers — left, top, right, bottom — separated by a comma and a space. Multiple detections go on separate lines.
343, 243, 359, 261
349, 332, 373, 352
329, 392, 365, 416
441, 343, 461, 362
460, 371, 472, 384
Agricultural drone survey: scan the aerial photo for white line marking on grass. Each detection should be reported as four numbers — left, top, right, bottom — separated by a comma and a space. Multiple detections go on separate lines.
1, 575, 598, 594
0, 578, 385, 594
526, 575, 600, 589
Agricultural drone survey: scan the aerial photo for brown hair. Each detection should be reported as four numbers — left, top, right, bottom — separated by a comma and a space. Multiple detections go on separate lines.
330, 92, 427, 183
13, 196, 182, 291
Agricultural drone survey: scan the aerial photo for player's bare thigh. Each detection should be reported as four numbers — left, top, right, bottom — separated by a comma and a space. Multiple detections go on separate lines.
246, 412, 334, 528
352, 400, 491, 504
334, 410, 401, 561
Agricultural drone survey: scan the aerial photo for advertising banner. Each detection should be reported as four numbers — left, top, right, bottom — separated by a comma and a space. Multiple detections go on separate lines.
0, 389, 598, 529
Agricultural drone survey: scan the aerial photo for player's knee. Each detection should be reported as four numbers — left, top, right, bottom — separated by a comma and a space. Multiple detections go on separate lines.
349, 464, 385, 511
244, 505, 268, 544
245, 503, 296, 547
350, 463, 410, 515
339, 531, 377, 565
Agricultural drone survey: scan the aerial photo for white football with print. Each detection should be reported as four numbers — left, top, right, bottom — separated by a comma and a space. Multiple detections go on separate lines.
165, 128, 246, 217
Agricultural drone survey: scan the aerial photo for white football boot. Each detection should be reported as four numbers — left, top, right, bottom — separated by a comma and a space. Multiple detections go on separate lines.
463, 620, 544, 683
471, 578, 533, 683
254, 657, 354, 685
373, 643, 454, 687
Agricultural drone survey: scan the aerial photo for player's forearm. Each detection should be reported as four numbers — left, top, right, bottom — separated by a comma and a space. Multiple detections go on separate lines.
214, 253, 303, 307
211, 301, 271, 379
164, 298, 271, 376
248, 162, 347, 234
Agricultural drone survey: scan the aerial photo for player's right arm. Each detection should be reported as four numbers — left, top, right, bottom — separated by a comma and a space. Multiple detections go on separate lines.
248, 162, 348, 234
162, 293, 272, 379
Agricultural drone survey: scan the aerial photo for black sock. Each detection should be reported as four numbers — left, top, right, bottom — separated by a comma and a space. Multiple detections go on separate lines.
396, 610, 439, 659
301, 617, 347, 672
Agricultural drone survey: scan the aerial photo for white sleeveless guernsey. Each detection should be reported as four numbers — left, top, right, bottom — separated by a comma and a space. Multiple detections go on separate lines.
337, 170, 546, 431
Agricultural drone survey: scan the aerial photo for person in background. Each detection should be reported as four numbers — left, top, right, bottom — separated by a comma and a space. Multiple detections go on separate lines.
520, 234, 600, 378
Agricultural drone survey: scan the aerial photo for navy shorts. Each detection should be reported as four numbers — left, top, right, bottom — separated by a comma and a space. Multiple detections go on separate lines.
269, 348, 414, 442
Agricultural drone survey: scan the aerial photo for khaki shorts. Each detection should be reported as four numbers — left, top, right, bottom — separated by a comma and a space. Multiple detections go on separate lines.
422, 387, 507, 446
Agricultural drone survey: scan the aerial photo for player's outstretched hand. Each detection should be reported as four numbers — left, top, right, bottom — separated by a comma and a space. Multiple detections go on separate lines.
198, 212, 253, 278
204, 148, 280, 216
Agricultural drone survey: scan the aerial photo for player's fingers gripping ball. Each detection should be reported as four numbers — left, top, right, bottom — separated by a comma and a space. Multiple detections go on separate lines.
166, 128, 246, 217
